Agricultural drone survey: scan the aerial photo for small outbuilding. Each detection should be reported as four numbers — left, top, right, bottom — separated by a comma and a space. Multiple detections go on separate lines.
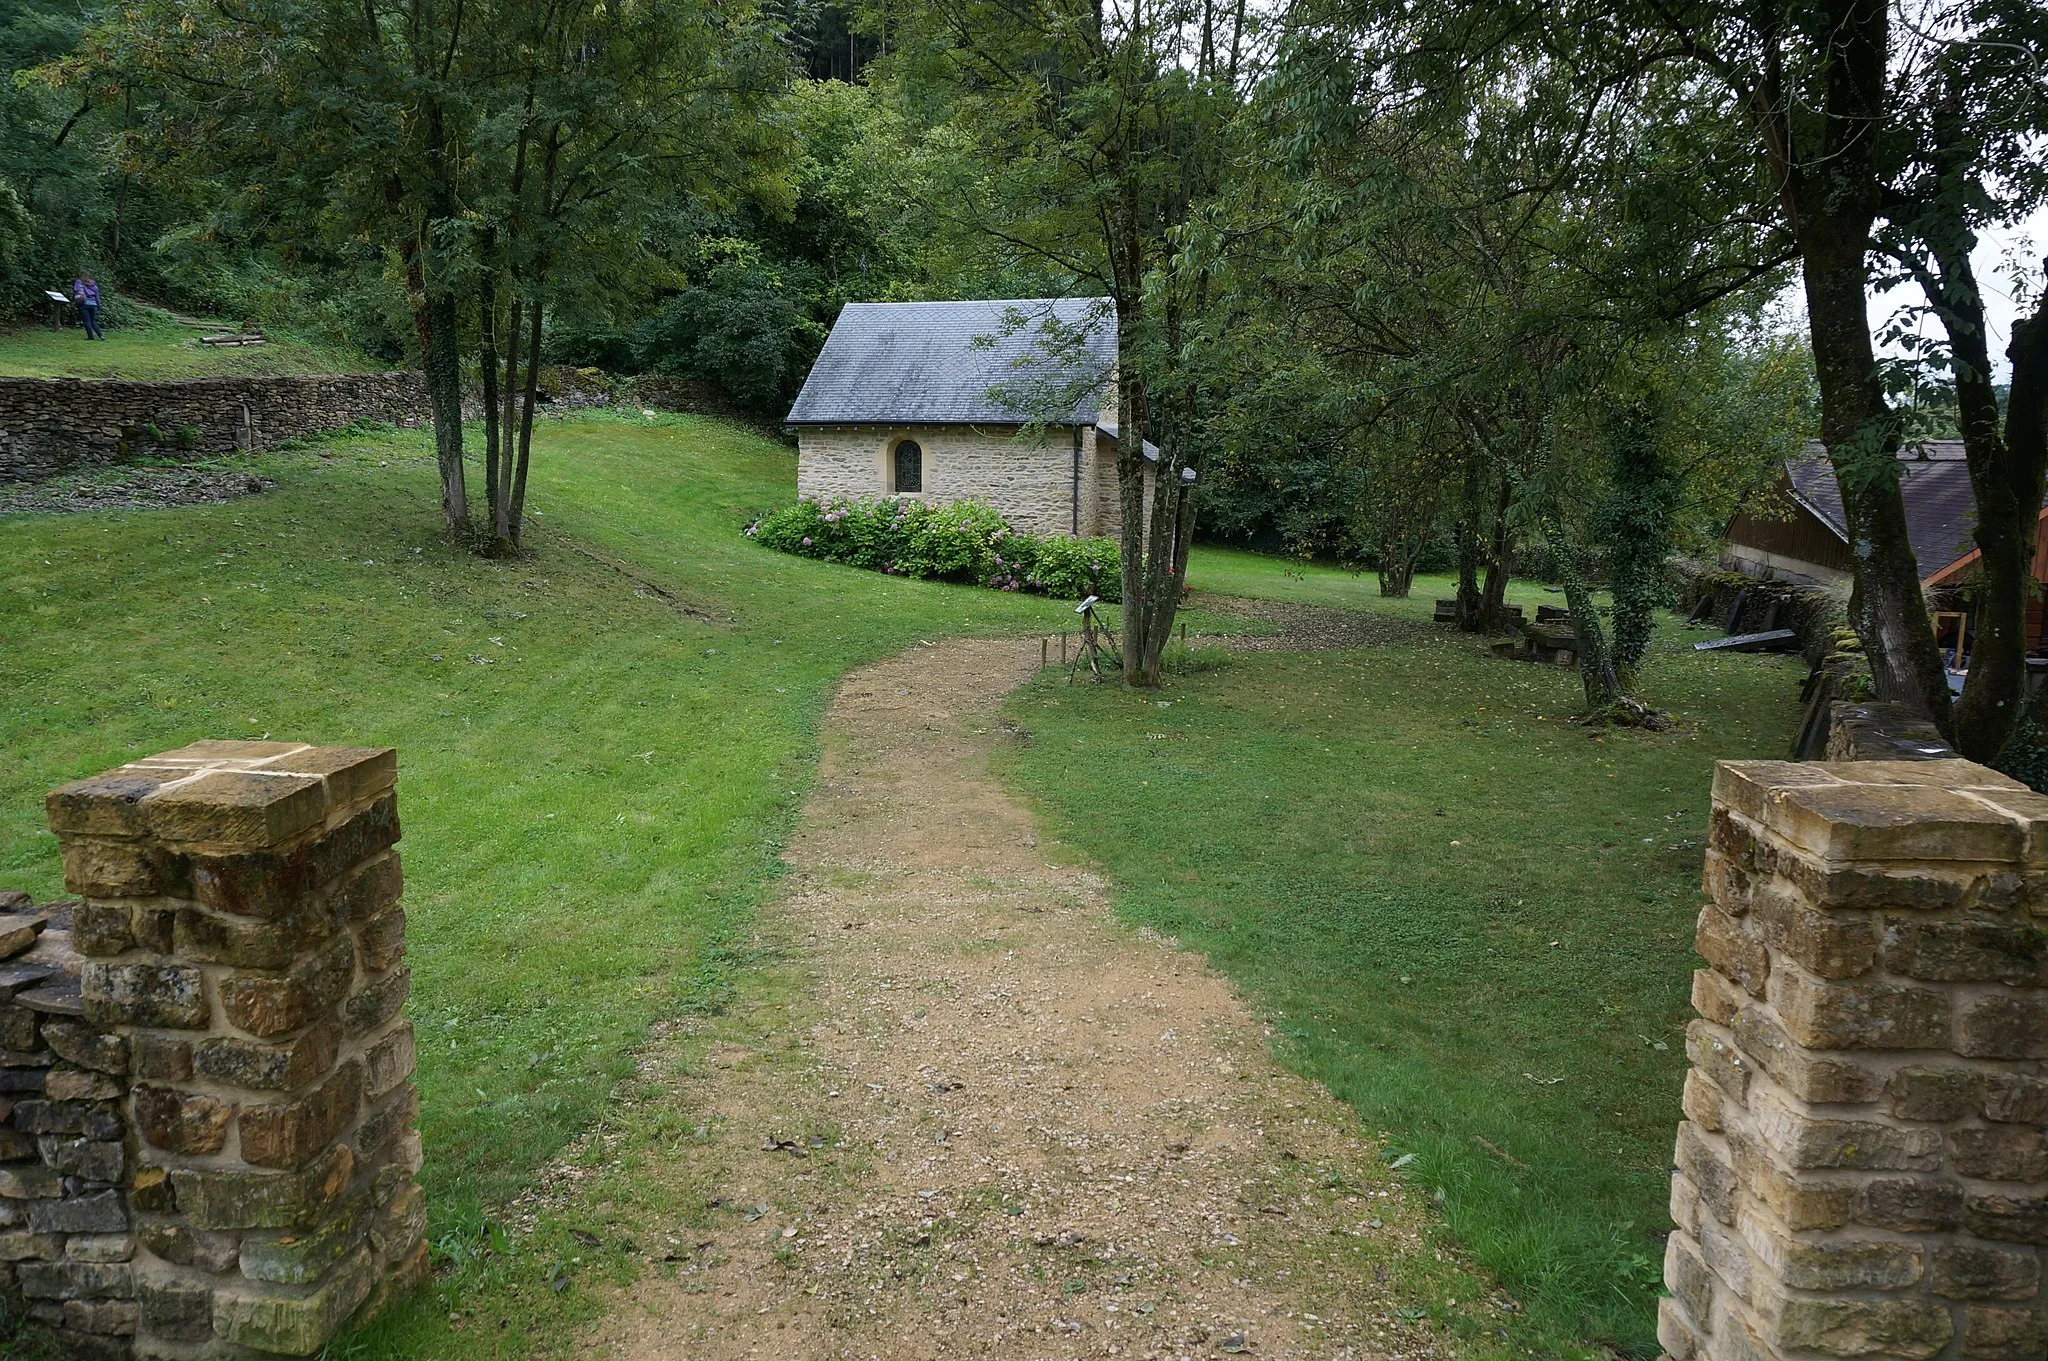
784, 297, 1147, 539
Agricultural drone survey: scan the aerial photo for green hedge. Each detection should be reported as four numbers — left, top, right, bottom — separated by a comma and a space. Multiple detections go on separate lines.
745, 497, 1121, 601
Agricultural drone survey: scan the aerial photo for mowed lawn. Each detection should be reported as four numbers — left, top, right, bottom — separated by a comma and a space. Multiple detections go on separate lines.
0, 301, 380, 379
1000, 590, 1806, 1357
0, 410, 1078, 1353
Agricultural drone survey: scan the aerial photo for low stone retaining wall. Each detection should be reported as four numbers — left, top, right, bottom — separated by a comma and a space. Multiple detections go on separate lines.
1, 740, 424, 1358
1826, 701, 1961, 763
1662, 757, 2047, 1361
0, 374, 432, 483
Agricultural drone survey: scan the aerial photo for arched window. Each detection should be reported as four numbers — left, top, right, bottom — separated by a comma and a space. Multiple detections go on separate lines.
893, 440, 923, 494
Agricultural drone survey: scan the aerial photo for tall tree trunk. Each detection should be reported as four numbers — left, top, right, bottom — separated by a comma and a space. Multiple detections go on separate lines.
1478, 477, 1512, 630
509, 295, 544, 545
1550, 520, 1624, 709
1602, 403, 1678, 690
404, 232, 467, 538
1801, 226, 1949, 730
1454, 456, 1484, 630
479, 265, 502, 534
495, 292, 523, 550
2005, 287, 2048, 734
1933, 241, 2041, 759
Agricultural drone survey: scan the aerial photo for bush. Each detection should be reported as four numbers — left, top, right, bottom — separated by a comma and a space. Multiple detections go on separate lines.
747, 496, 1121, 601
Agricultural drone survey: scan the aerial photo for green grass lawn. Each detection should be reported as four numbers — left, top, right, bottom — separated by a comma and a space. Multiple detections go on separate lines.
1187, 545, 1579, 621
999, 588, 1805, 1357
0, 299, 381, 379
0, 410, 1085, 1354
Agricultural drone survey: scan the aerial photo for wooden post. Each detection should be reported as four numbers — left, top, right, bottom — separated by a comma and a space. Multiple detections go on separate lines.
1041, 636, 1048, 666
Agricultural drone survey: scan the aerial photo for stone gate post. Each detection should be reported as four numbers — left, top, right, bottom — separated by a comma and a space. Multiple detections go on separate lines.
1663, 759, 2048, 1361
35, 740, 425, 1358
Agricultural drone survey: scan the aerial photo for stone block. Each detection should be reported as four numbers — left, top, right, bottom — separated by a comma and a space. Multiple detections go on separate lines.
80, 961, 209, 1029
128, 1167, 172, 1214
45, 770, 171, 838
1683, 1068, 1726, 1131
133, 906, 173, 953
191, 847, 308, 920
1984, 1073, 2048, 1124
1956, 993, 2048, 1059
140, 769, 326, 849
16, 1258, 133, 1299
345, 964, 410, 1038
0, 1231, 62, 1261
364, 1021, 415, 1099
240, 1190, 369, 1285
1884, 916, 2048, 984
0, 1064, 45, 1093
196, 1020, 339, 1093
12, 1099, 121, 1139
356, 1084, 418, 1160
168, 1144, 351, 1230
371, 1181, 425, 1261
60, 837, 167, 899
1749, 885, 1879, 978
1686, 1020, 1752, 1106
42, 1021, 127, 1076
45, 1064, 121, 1102
1950, 1125, 2048, 1182
1692, 968, 1744, 1026
0, 1162, 63, 1198
1736, 1205, 1921, 1290
1962, 785, 2048, 865
212, 1243, 376, 1355
304, 795, 400, 885
1697, 907, 1769, 998
1767, 778, 2022, 865
1884, 1065, 1985, 1121
221, 935, 355, 1038
1931, 1243, 2041, 1300
65, 1234, 133, 1263
29, 1190, 127, 1235
1751, 1090, 1942, 1171
136, 1275, 213, 1341
1766, 1288, 1954, 1359
70, 902, 135, 956
1857, 1176, 1965, 1233
1769, 968, 1951, 1050
1711, 763, 1845, 828
174, 904, 312, 969
330, 853, 401, 925
37, 1135, 124, 1182
1966, 1192, 2048, 1245
1676, 1121, 1737, 1225
285, 746, 397, 815
131, 1033, 192, 1082
239, 1059, 363, 1170
359, 906, 406, 973
1732, 1006, 1881, 1103
1962, 1306, 2047, 1361
0, 1004, 38, 1050
133, 1085, 231, 1155
137, 1221, 240, 1272
61, 1296, 138, 1335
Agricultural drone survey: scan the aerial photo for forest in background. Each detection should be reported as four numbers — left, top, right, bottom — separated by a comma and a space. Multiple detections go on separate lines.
1, 0, 2043, 730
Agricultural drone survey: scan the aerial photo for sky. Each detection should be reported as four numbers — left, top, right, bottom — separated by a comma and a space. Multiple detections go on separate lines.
1866, 205, 2045, 384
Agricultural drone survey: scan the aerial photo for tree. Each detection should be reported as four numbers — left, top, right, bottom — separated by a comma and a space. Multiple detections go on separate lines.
874, 0, 1254, 685
78, 0, 787, 544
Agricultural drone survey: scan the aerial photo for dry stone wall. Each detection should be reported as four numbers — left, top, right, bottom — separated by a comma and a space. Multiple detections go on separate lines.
0, 740, 425, 1358
1662, 757, 2048, 1361
0, 374, 432, 484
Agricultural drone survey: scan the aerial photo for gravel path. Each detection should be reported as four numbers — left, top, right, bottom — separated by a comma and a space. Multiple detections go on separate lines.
0, 464, 272, 514
579, 639, 1472, 1361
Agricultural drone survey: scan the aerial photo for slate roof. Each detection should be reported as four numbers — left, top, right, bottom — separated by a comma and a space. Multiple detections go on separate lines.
787, 298, 1116, 427
1786, 439, 1985, 577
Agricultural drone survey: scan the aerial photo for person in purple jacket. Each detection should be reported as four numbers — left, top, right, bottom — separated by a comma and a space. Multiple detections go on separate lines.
72, 274, 102, 340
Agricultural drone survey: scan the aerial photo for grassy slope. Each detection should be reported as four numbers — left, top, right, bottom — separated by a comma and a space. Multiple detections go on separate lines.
1001, 569, 1805, 1357
1188, 546, 1578, 619
0, 411, 1084, 1352
0, 301, 379, 379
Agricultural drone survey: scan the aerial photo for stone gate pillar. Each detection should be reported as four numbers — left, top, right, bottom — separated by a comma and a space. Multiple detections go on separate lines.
1663, 759, 2048, 1361
43, 740, 425, 1358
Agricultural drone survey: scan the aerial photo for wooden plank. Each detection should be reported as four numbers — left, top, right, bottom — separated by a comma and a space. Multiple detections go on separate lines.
1693, 629, 1798, 654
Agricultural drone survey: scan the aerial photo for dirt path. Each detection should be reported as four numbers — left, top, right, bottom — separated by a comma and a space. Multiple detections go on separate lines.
580, 640, 1478, 1361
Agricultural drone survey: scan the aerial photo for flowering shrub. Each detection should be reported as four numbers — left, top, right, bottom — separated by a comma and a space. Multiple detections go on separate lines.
747, 496, 1121, 601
